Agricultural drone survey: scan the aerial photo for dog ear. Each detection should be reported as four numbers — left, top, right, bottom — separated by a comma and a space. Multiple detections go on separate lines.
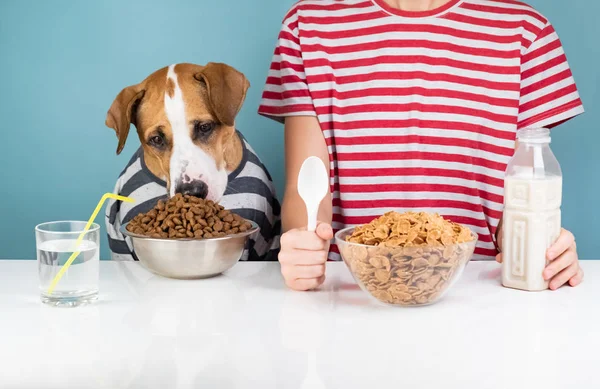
194, 63, 250, 127
105, 84, 145, 155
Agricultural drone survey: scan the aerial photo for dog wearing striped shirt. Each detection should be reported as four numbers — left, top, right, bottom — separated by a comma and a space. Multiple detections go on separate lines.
104, 63, 280, 261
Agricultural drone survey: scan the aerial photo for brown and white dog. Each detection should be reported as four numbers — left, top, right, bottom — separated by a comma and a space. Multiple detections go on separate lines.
104, 63, 280, 261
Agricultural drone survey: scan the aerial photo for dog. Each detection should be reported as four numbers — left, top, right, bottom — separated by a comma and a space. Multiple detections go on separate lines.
104, 62, 280, 261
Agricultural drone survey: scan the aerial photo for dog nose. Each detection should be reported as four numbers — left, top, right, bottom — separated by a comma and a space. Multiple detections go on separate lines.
177, 180, 208, 199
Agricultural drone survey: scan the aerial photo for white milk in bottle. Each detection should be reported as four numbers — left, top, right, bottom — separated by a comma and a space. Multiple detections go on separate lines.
502, 128, 562, 291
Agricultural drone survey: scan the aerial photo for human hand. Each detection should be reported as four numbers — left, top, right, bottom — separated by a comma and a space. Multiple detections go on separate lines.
496, 228, 584, 290
278, 222, 333, 291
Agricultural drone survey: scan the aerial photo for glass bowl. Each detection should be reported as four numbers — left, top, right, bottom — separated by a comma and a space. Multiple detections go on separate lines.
335, 227, 477, 307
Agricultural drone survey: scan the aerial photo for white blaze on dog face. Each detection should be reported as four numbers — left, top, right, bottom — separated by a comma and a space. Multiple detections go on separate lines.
164, 64, 228, 201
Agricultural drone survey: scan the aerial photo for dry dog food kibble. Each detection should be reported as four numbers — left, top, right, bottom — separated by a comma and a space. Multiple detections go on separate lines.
341, 211, 475, 305
126, 193, 253, 239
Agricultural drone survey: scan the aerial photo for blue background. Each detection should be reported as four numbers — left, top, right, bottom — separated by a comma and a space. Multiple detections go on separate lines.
0, 0, 597, 259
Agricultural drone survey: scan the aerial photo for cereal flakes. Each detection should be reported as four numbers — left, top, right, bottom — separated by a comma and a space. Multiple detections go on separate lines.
341, 211, 476, 306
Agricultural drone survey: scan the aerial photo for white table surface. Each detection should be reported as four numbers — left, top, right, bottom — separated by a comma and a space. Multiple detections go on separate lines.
0, 260, 599, 389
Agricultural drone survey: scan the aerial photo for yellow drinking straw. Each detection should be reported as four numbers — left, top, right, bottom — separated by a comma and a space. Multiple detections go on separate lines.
46, 193, 135, 295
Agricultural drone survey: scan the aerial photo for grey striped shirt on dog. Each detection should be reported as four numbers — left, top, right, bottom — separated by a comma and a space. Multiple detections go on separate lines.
105, 132, 281, 261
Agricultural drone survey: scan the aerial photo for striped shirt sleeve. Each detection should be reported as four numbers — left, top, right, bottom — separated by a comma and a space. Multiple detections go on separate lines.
517, 22, 584, 129
222, 142, 282, 261
258, 6, 316, 121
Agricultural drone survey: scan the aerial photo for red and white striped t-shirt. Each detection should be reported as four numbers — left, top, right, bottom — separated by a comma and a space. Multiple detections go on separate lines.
258, 0, 584, 260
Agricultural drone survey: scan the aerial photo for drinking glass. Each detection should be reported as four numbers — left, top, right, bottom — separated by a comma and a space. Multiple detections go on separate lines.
35, 221, 100, 307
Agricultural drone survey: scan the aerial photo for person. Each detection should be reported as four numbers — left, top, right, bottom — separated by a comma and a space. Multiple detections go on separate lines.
258, 0, 585, 291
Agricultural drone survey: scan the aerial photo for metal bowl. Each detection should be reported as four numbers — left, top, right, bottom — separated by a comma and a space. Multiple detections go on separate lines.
120, 221, 259, 279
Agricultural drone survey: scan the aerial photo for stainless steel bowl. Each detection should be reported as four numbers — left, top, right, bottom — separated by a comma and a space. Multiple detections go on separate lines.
120, 221, 259, 279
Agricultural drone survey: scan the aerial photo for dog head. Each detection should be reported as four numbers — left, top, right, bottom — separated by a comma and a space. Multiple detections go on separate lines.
105, 63, 249, 201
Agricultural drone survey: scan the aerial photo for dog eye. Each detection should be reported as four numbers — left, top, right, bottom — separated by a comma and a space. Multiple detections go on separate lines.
194, 121, 215, 137
148, 135, 164, 148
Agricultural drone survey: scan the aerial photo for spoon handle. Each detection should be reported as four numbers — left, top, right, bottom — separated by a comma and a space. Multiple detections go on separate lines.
307, 207, 318, 232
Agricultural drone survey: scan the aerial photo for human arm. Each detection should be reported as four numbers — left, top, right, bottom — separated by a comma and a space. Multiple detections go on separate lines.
278, 116, 333, 290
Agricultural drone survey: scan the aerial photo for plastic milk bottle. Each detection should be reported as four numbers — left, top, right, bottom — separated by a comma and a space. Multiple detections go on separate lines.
502, 128, 562, 291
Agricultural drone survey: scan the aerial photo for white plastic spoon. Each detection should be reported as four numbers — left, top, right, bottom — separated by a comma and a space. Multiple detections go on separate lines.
297, 156, 329, 232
